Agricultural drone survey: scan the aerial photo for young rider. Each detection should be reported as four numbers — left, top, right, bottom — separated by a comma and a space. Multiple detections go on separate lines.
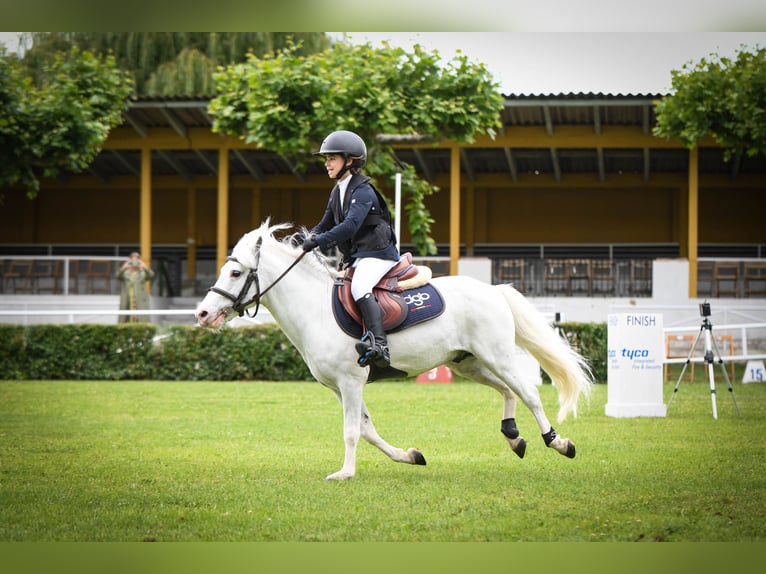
302, 130, 399, 369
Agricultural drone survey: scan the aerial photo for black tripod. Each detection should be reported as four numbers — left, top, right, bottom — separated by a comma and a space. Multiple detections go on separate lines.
667, 303, 741, 419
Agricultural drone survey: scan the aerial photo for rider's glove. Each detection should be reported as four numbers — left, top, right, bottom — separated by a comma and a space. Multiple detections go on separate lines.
302, 236, 318, 252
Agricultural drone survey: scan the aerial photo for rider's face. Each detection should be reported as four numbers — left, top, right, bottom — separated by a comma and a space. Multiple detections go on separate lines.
323, 154, 351, 179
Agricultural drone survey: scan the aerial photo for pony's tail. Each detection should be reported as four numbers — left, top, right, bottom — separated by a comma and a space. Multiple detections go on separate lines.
498, 284, 593, 423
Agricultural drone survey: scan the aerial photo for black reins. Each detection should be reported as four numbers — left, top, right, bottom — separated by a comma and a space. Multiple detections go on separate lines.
207, 237, 308, 318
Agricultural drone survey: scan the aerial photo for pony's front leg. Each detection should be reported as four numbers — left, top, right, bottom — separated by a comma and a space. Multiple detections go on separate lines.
360, 401, 426, 466
326, 381, 364, 481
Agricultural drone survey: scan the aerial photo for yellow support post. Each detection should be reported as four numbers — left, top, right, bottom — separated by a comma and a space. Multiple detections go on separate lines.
688, 146, 699, 298
450, 145, 461, 276
140, 146, 152, 269
217, 146, 230, 273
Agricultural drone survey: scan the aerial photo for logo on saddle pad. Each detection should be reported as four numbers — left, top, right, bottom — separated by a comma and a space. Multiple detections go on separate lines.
404, 291, 431, 307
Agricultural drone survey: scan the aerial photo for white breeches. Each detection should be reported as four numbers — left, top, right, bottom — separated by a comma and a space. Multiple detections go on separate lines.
351, 257, 399, 301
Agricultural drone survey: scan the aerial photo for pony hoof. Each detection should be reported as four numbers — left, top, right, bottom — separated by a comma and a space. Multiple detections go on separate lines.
512, 438, 527, 459
408, 448, 427, 466
325, 471, 355, 481
564, 440, 576, 459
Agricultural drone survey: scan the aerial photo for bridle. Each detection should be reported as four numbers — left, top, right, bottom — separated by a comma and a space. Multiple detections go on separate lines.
207, 237, 307, 318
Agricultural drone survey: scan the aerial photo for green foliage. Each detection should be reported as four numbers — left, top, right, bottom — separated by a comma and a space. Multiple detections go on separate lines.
654, 46, 766, 160
0, 324, 156, 380
19, 32, 330, 96
0, 324, 312, 381
560, 321, 608, 383
0, 46, 133, 197
154, 325, 312, 381
0, 322, 607, 383
209, 41, 504, 255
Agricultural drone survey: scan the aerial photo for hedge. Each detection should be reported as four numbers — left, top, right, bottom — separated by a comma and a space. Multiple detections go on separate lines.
0, 324, 312, 381
0, 322, 607, 382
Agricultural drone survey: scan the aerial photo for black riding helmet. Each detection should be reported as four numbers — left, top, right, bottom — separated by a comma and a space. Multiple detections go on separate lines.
313, 130, 367, 179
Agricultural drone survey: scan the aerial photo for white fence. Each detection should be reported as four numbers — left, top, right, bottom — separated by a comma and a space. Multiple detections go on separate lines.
663, 322, 766, 364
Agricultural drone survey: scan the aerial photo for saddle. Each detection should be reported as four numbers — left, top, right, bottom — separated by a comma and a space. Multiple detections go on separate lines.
334, 253, 432, 332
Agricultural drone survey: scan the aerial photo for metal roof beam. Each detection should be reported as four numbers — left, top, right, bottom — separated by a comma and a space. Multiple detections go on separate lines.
593, 105, 602, 135
642, 105, 651, 135
233, 150, 264, 181
123, 112, 148, 138
643, 148, 651, 182
87, 166, 109, 183
412, 148, 433, 182
194, 150, 218, 175
596, 148, 605, 182
460, 149, 475, 182
280, 154, 306, 183
109, 150, 140, 176
157, 150, 193, 182
503, 148, 519, 182
159, 107, 188, 138
542, 105, 554, 136
550, 148, 561, 182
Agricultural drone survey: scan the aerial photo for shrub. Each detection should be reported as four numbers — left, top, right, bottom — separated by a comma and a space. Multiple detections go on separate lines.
0, 322, 606, 382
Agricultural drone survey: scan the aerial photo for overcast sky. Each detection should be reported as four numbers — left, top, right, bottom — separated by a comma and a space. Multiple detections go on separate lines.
332, 32, 766, 95
3, 31, 765, 95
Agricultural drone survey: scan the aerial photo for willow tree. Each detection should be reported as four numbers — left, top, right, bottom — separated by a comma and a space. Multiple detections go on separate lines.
19, 32, 331, 95
0, 47, 133, 197
654, 46, 766, 160
209, 41, 504, 255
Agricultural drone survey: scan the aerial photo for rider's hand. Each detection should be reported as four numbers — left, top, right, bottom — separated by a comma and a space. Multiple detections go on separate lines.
302, 236, 318, 252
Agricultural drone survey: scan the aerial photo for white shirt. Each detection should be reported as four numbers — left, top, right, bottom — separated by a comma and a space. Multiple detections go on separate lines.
337, 175, 352, 210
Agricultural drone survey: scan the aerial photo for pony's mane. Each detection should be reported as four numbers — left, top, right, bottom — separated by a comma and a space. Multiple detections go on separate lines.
231, 219, 338, 274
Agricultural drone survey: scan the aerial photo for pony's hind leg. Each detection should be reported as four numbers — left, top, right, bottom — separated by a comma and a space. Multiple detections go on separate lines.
450, 358, 527, 458
455, 356, 576, 459
360, 401, 426, 466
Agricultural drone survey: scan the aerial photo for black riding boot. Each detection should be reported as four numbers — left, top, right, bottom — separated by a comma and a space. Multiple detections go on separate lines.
354, 293, 391, 368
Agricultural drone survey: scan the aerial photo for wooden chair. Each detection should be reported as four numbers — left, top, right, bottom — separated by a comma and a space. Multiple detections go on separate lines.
696, 261, 715, 297
4, 260, 35, 293
543, 259, 568, 295
495, 258, 525, 291
629, 259, 652, 296
86, 260, 113, 293
590, 260, 615, 295
713, 261, 740, 297
566, 259, 592, 295
743, 262, 766, 297
34, 260, 63, 294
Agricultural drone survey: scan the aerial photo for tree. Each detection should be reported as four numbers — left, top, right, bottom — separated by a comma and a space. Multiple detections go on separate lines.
654, 46, 766, 160
19, 32, 331, 95
0, 46, 133, 197
209, 41, 504, 254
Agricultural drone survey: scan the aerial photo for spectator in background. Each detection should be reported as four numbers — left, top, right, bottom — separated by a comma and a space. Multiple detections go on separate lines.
116, 252, 154, 323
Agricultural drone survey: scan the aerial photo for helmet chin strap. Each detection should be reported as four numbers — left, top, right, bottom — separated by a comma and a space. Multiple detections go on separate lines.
334, 155, 353, 180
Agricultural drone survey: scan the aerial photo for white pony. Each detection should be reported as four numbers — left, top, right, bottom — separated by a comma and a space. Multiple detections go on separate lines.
196, 220, 593, 480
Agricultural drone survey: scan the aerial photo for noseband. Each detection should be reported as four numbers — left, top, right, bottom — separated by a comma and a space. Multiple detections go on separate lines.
207, 237, 307, 318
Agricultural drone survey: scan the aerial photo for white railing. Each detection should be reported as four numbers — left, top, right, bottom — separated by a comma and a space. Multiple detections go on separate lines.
0, 307, 276, 326
664, 322, 766, 363
1, 255, 126, 296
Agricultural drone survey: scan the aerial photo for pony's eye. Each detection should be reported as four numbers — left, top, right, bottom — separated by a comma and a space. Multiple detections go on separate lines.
231, 270, 242, 278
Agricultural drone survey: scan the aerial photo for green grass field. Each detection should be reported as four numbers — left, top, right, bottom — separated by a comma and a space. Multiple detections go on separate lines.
0, 377, 764, 542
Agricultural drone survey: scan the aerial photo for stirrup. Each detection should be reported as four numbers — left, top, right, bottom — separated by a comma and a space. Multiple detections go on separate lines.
356, 331, 375, 367
355, 331, 390, 368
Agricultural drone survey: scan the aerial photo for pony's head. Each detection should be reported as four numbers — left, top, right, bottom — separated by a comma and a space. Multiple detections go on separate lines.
195, 219, 297, 328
